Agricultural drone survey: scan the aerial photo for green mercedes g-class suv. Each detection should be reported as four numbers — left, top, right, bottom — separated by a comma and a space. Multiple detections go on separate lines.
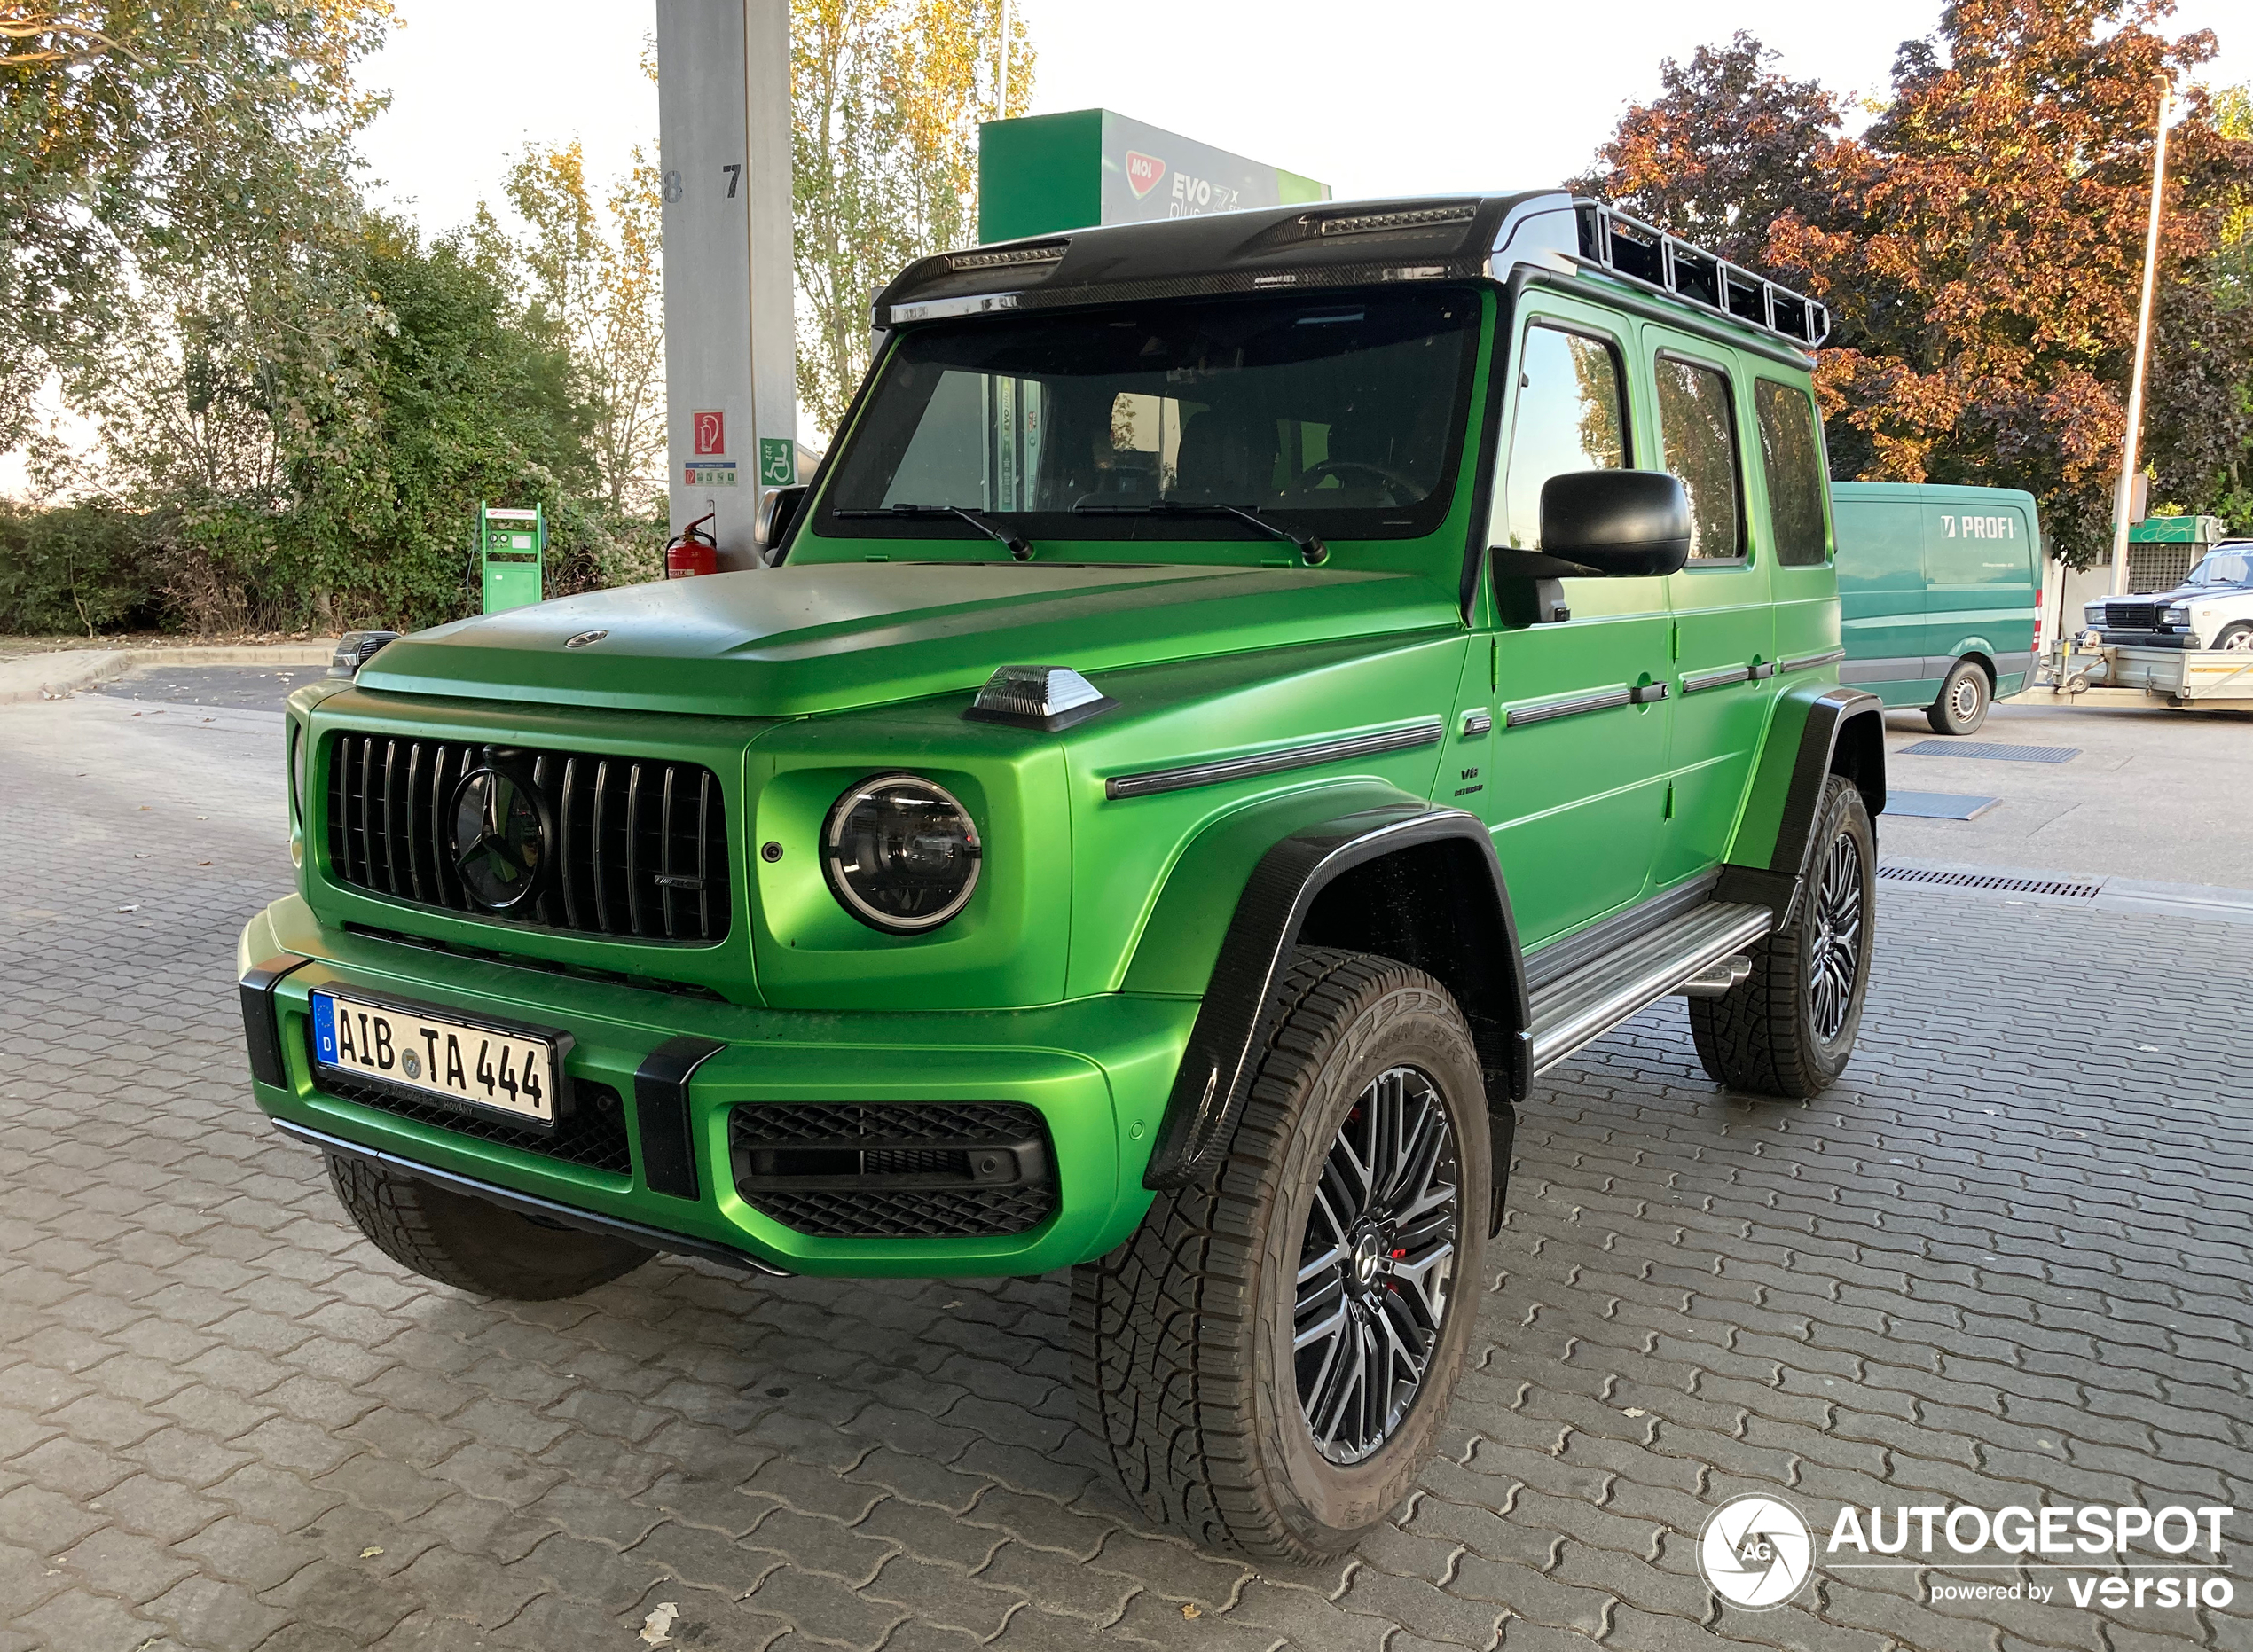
239, 192, 1884, 1561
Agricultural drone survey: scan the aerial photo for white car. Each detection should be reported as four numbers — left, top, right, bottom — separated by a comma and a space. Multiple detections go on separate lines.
2086, 544, 2253, 651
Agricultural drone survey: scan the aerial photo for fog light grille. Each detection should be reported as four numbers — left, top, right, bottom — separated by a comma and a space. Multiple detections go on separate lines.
729, 1102, 1056, 1239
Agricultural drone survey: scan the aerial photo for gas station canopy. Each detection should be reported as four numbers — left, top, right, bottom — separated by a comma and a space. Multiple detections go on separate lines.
977, 109, 1329, 244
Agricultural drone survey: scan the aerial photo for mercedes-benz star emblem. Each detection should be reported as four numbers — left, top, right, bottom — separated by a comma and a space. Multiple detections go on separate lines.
450, 765, 546, 912
563, 629, 608, 649
1699, 1494, 1813, 1609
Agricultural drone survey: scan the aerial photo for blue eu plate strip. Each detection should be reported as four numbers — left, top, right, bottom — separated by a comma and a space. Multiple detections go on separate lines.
310, 992, 340, 1064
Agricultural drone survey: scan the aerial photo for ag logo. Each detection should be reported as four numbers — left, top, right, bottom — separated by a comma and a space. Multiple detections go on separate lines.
1125, 150, 1166, 198
1699, 1495, 1813, 1609
449, 763, 547, 912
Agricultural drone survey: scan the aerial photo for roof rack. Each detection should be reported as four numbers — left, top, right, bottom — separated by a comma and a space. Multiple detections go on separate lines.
1570, 200, 1830, 349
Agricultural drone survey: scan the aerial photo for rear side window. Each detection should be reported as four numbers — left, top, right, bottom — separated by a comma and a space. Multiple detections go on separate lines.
1754, 379, 1829, 566
1655, 356, 1743, 562
1498, 323, 1629, 550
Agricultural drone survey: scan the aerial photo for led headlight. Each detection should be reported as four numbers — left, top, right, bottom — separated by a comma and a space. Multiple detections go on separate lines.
823, 774, 982, 933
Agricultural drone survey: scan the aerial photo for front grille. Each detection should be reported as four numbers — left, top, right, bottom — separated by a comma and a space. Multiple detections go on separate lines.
729, 1101, 1057, 1239
304, 1028, 634, 1174
2101, 602, 2163, 630
326, 733, 730, 943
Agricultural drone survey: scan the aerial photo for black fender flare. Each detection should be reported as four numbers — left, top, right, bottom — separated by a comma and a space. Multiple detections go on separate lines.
1142, 803, 1528, 1194
1716, 686, 1886, 921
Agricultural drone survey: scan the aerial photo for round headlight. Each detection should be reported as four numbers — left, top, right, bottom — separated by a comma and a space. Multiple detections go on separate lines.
822, 774, 982, 933
291, 725, 307, 821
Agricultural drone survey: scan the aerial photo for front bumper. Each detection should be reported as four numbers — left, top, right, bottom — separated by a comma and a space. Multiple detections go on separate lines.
238, 896, 1195, 1276
2092, 627, 2191, 649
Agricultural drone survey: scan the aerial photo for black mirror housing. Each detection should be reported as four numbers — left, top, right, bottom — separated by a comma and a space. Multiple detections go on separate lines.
1536, 469, 1692, 578
755, 484, 809, 560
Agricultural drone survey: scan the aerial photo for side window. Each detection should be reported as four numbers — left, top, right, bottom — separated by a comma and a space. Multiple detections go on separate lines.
1754, 379, 1829, 567
1654, 356, 1744, 562
1498, 323, 1629, 550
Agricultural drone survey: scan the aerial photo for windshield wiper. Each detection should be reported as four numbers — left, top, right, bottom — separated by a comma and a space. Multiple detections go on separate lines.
835, 504, 1032, 561
1072, 499, 1328, 566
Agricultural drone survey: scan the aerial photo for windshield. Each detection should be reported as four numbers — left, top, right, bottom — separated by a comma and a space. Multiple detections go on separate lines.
814, 289, 1480, 551
2185, 549, 2252, 588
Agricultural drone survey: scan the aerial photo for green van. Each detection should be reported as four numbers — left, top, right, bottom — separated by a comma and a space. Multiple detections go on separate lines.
1833, 482, 2041, 734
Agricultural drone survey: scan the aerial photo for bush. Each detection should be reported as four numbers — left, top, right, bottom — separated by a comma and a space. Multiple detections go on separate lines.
0, 503, 163, 635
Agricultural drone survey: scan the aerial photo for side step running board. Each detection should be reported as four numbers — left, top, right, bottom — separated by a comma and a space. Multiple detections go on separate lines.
1527, 901, 1772, 1075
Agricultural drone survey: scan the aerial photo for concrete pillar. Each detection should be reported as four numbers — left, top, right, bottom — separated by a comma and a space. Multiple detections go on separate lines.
656, 0, 795, 573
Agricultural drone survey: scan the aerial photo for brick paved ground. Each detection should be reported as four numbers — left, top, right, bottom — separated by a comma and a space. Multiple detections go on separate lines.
2, 692, 2248, 1652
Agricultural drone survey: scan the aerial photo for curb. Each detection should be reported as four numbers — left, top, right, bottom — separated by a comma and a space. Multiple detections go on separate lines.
0, 643, 336, 706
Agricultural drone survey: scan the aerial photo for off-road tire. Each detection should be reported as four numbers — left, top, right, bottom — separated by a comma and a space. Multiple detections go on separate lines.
326, 1154, 653, 1300
1071, 948, 1490, 1561
1690, 774, 1875, 1098
1926, 657, 1990, 734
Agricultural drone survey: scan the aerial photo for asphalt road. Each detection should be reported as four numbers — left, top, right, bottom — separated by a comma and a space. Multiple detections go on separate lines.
0, 681, 2246, 1652
94, 665, 330, 716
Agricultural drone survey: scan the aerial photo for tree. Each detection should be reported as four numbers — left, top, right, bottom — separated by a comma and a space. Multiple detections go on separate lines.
1571, 32, 1844, 271
0, 1, 394, 451
1580, 4, 2253, 563
792, 0, 1032, 435
479, 138, 669, 513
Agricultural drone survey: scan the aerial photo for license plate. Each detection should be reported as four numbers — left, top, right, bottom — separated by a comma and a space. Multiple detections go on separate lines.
310, 990, 560, 1128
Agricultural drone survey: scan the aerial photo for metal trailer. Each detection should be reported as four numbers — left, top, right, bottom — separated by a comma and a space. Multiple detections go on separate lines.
2102, 644, 2253, 708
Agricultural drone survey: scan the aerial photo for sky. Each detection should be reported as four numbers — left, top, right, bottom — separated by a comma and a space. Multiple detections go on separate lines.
7, 0, 2242, 498
356, 0, 2252, 239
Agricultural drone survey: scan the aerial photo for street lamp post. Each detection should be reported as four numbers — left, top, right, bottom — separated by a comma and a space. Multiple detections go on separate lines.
2108, 79, 2173, 599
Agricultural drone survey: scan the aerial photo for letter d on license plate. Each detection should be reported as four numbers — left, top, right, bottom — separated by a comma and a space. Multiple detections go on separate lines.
311, 990, 561, 1129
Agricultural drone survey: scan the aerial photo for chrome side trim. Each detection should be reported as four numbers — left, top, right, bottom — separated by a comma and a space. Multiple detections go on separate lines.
1503, 686, 1634, 728
1528, 901, 1773, 1073
1779, 648, 1847, 674
1104, 720, 1446, 802
1681, 664, 1754, 694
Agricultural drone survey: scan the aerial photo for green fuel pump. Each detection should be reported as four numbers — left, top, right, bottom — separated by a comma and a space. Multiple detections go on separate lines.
478, 504, 546, 614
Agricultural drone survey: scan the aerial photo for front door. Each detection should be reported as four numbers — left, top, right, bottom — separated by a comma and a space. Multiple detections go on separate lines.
1478, 297, 1673, 949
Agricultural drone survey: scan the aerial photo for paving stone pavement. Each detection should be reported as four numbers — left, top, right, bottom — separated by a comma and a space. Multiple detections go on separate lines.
2, 693, 2248, 1652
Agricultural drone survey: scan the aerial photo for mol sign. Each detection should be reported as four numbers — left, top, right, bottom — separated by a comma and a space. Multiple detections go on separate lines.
978, 109, 1328, 243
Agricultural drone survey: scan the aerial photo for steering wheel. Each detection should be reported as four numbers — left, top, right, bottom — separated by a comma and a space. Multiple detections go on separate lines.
1295, 458, 1422, 497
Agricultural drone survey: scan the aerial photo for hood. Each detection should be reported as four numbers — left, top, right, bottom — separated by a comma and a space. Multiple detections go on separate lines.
2102, 583, 2238, 608
356, 562, 1463, 717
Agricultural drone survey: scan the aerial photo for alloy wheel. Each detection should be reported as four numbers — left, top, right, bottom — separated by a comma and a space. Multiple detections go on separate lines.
1809, 829, 1865, 1042
1292, 1066, 1460, 1465
2222, 630, 2253, 654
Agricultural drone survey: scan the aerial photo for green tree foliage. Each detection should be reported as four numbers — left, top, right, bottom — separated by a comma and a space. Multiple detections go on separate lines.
0, 1, 393, 452
792, 0, 1033, 435
1581, 5, 2253, 564
0, 500, 151, 633
475, 137, 669, 513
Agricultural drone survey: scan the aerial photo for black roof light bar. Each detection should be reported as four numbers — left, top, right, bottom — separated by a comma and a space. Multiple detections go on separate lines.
1570, 200, 1831, 348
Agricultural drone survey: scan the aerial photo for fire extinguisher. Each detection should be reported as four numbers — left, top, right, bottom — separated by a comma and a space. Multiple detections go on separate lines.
665, 511, 718, 578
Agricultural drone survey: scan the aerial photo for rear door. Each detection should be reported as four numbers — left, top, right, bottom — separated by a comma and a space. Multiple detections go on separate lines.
1833, 487, 1931, 704
1751, 375, 1841, 682
1645, 333, 1775, 890
1480, 294, 1673, 948
1924, 495, 2037, 690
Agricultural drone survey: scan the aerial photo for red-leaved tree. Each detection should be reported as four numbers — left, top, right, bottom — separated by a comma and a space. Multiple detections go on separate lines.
1579, 3, 2253, 565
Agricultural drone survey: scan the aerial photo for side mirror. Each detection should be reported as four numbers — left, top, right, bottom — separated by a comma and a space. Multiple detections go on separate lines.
1538, 470, 1692, 578
755, 484, 809, 560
